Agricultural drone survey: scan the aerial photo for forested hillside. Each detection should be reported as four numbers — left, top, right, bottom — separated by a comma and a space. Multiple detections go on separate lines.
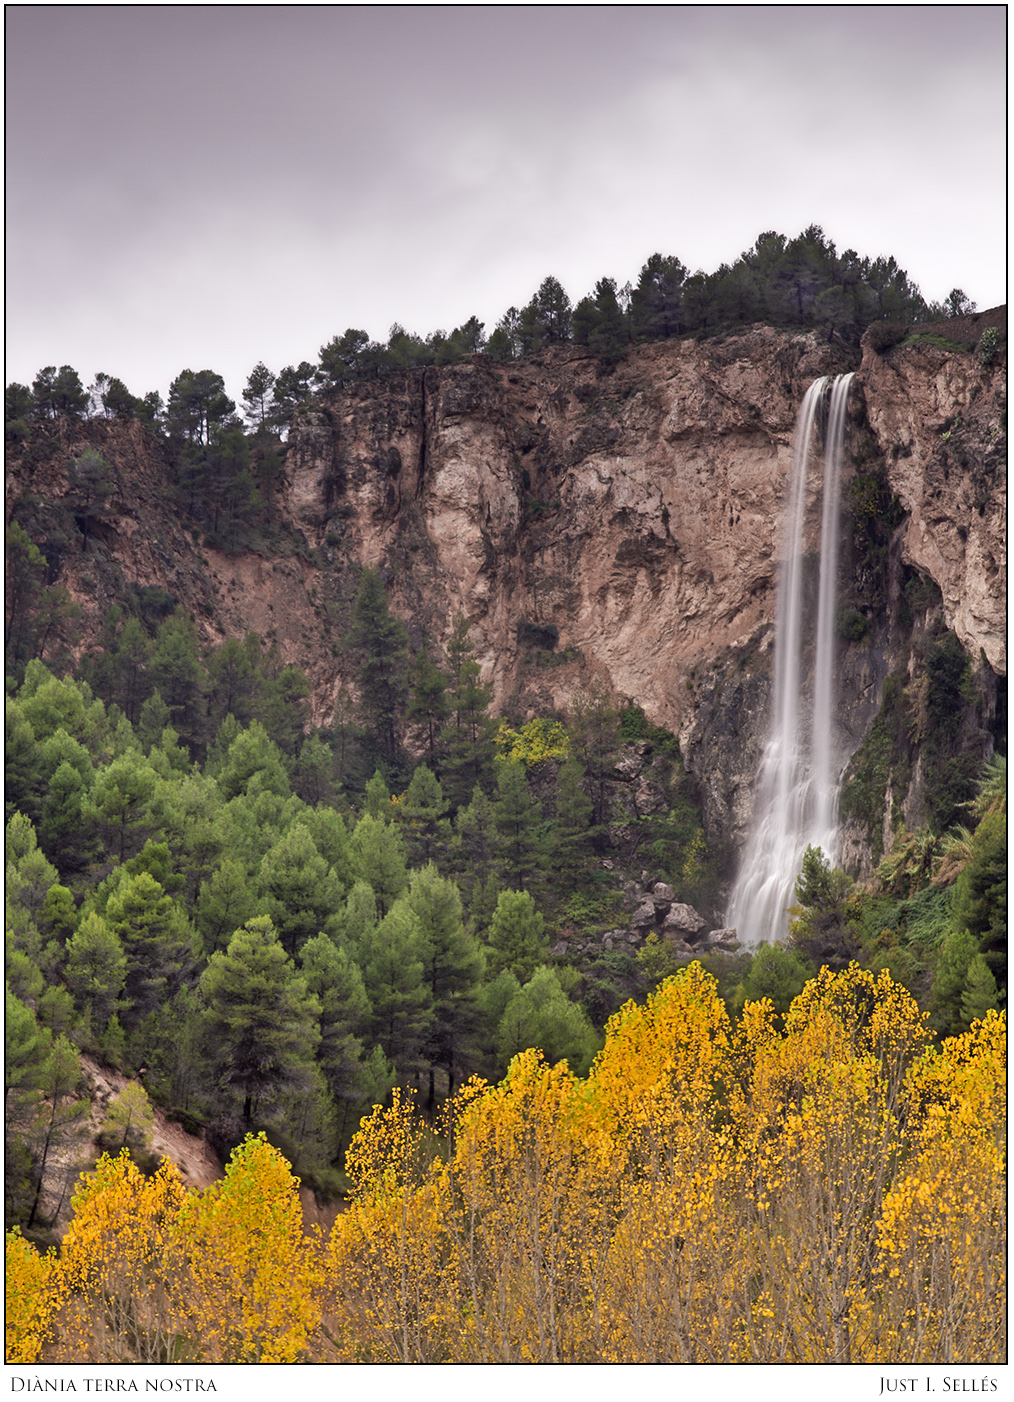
4, 228, 1006, 1366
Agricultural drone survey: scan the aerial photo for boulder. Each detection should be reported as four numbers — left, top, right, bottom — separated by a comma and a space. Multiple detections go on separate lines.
663, 902, 707, 937
630, 899, 658, 929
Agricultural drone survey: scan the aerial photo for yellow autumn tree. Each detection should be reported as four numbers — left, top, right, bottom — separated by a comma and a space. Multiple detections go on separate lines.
322, 1088, 456, 1362
178, 1132, 321, 1363
47, 1152, 188, 1362
438, 1051, 609, 1363
723, 965, 930, 1363
6, 1228, 56, 1363
8, 964, 1002, 1367
586, 964, 740, 1361
868, 1009, 1006, 1362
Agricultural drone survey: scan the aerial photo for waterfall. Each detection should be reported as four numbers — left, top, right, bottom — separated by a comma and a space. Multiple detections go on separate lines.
726, 372, 854, 947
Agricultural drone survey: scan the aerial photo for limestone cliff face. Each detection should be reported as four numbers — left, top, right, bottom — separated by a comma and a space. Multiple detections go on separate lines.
283, 331, 850, 729
859, 337, 1006, 674
277, 325, 1005, 852
7, 322, 1005, 870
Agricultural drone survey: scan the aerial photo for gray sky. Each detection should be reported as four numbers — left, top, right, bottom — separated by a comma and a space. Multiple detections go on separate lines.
5, 4, 1007, 405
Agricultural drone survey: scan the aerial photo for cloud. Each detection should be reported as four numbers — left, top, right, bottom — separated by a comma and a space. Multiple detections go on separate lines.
5, 5, 1005, 399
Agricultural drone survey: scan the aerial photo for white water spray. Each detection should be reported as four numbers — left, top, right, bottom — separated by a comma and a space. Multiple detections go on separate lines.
726, 372, 854, 946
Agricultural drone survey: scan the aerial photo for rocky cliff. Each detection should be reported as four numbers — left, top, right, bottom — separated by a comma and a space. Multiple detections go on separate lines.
6, 318, 1006, 872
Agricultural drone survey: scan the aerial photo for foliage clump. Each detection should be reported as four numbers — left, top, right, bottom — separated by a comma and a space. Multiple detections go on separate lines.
8, 967, 1004, 1365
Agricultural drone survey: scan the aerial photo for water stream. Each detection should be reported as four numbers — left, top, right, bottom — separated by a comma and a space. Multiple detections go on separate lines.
725, 372, 854, 946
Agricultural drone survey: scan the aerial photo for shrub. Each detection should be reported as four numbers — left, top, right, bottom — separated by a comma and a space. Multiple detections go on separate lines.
977, 326, 1002, 367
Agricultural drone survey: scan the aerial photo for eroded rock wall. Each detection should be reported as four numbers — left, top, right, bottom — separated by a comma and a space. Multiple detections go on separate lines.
7, 321, 1005, 872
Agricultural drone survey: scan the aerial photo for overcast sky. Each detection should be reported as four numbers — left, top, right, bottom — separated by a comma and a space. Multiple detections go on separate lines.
5, 4, 1007, 405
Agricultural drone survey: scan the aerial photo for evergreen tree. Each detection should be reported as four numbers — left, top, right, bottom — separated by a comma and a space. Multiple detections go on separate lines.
486, 888, 548, 983
148, 611, 208, 754
630, 253, 687, 340
5, 523, 47, 670
259, 664, 311, 759
299, 805, 350, 879
363, 768, 393, 821
789, 846, 862, 971
206, 636, 259, 732
269, 361, 317, 430
242, 362, 276, 431
31, 365, 88, 420
292, 733, 337, 806
406, 864, 485, 1102
407, 645, 450, 767
359, 900, 433, 1075
299, 933, 372, 1105
960, 953, 999, 1026
337, 879, 379, 961
105, 872, 198, 1024
439, 614, 496, 809
5, 990, 51, 1225
347, 813, 408, 917
196, 857, 259, 956
63, 911, 127, 1033
930, 927, 979, 1036
486, 307, 522, 362
453, 782, 499, 897
93, 613, 153, 726
213, 720, 291, 800
553, 755, 596, 891
397, 763, 450, 869
200, 915, 321, 1125
496, 965, 598, 1076
82, 751, 160, 863
347, 569, 409, 764
493, 759, 546, 891
165, 369, 235, 446
26, 1035, 90, 1228
257, 821, 344, 957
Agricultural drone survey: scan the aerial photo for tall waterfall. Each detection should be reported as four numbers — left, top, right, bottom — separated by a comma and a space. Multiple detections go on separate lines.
726, 372, 854, 947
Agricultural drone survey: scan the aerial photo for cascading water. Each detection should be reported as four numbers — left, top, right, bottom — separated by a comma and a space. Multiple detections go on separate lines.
725, 372, 854, 946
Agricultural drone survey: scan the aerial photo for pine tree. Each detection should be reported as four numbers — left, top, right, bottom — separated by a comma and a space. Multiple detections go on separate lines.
407, 645, 450, 767
406, 864, 485, 1102
493, 759, 547, 891
453, 782, 499, 897
568, 681, 618, 824
64, 911, 127, 1031
299, 934, 372, 1105
496, 966, 598, 1076
363, 768, 393, 821
106, 872, 198, 1024
82, 750, 160, 863
347, 569, 409, 764
553, 756, 596, 891
359, 900, 433, 1075
397, 763, 450, 868
257, 821, 344, 957
486, 889, 548, 983
200, 916, 321, 1125
959, 953, 999, 1028
27, 1035, 90, 1228
348, 813, 408, 917
439, 615, 496, 809
148, 611, 208, 753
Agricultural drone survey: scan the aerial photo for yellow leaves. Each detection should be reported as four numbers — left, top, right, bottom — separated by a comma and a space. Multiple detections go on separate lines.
493, 718, 570, 769
5, 1229, 55, 1363
178, 1133, 322, 1363
8, 973, 1004, 1366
